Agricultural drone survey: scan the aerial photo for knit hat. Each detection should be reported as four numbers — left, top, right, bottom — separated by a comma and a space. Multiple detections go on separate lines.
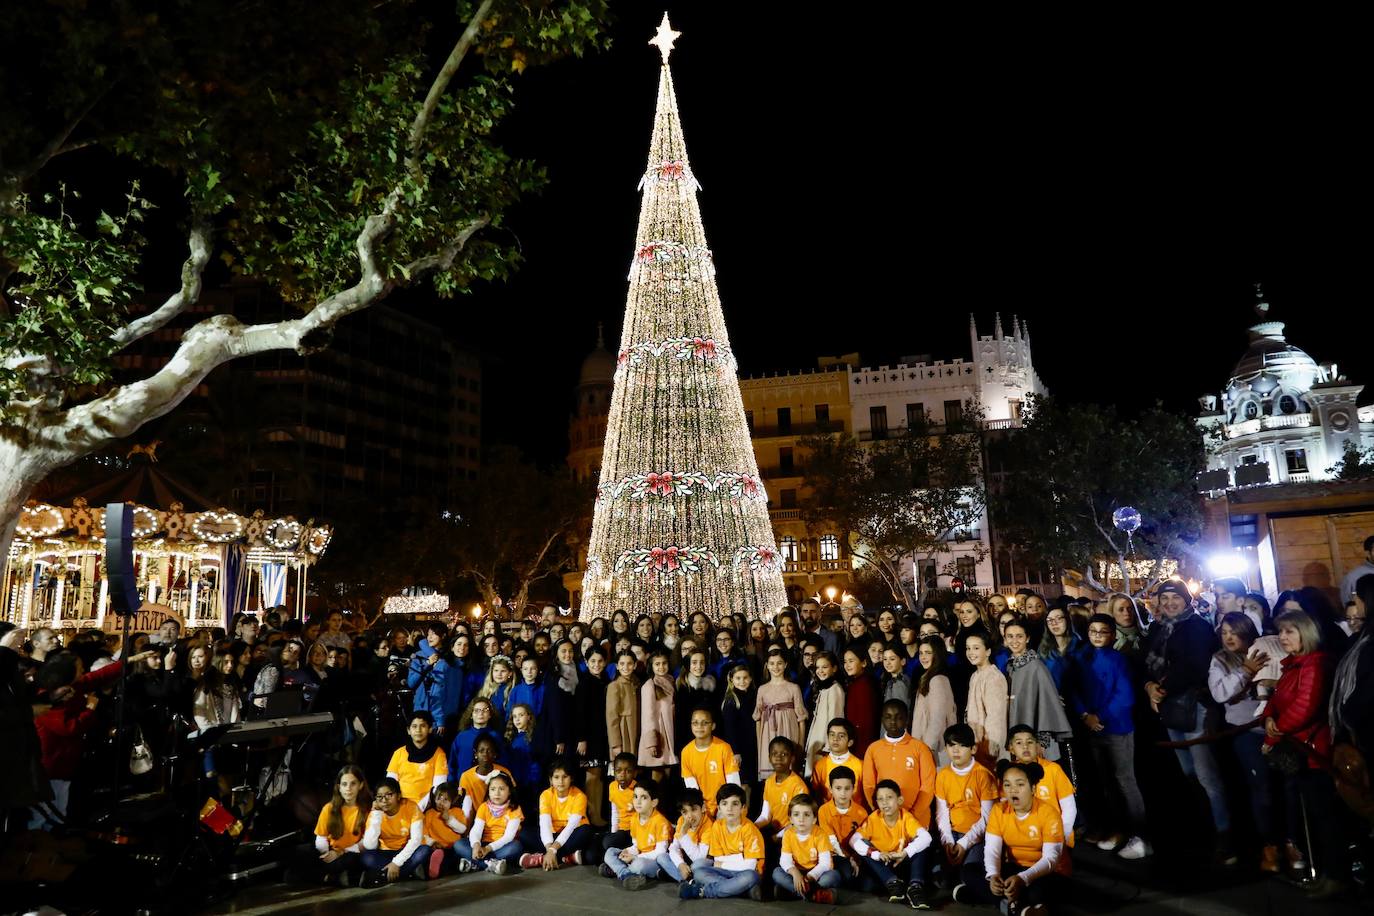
1154, 581, 1193, 606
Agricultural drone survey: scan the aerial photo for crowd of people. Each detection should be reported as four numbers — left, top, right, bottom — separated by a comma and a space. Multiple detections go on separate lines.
3, 573, 1373, 913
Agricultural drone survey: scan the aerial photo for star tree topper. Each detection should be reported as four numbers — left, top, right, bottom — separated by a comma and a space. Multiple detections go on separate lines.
649, 12, 681, 63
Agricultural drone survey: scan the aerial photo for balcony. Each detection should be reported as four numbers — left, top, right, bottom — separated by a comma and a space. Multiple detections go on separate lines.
758, 464, 805, 479
769, 508, 803, 521
1225, 413, 1313, 438
944, 528, 982, 543
1286, 471, 1311, 483
783, 559, 851, 574
750, 421, 844, 438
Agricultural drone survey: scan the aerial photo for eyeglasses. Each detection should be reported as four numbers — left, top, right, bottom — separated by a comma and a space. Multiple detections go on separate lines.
1087, 628, 1114, 637
374, 791, 396, 800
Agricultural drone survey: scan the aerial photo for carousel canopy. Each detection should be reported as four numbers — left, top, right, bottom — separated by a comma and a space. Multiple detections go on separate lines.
50, 456, 217, 513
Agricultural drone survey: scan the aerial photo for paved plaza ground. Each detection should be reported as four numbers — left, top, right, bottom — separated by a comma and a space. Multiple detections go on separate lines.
206, 846, 1367, 916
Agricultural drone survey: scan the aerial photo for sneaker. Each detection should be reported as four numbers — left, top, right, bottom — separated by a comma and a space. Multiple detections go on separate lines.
811, 888, 836, 905
679, 881, 702, 899
425, 848, 444, 880
1021, 905, 1048, 916
599, 863, 616, 879
886, 879, 907, 903
905, 880, 931, 910
1284, 841, 1310, 878
360, 870, 388, 889
622, 874, 650, 891
1215, 832, 1239, 867
1117, 837, 1151, 860
457, 857, 475, 874
561, 852, 581, 866
952, 884, 971, 904
519, 852, 544, 869
488, 858, 508, 876
1096, 834, 1124, 851
1260, 845, 1280, 873
749, 883, 764, 901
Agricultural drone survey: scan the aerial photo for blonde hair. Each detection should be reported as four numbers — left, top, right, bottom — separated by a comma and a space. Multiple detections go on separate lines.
1275, 610, 1322, 654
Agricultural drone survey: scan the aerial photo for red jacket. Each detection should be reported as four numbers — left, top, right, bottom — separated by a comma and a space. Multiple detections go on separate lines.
1264, 651, 1332, 770
35, 660, 124, 781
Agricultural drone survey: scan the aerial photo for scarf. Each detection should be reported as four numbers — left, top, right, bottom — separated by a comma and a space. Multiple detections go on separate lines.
652, 672, 674, 701
557, 661, 579, 694
485, 801, 508, 819
1006, 652, 1036, 674
808, 673, 836, 716
1114, 626, 1141, 652
661, 634, 679, 651
1145, 606, 1195, 682
405, 738, 440, 764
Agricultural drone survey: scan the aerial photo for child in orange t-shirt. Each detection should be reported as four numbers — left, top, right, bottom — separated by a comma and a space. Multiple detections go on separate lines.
772, 795, 842, 904
418, 782, 467, 879
849, 779, 933, 908
600, 778, 673, 889
521, 760, 594, 871
811, 717, 863, 803
458, 734, 513, 821
756, 737, 809, 838
1008, 725, 1076, 849
860, 700, 936, 827
603, 752, 639, 854
454, 772, 523, 875
964, 760, 1065, 911
935, 724, 1000, 890
679, 784, 765, 900
679, 709, 739, 816
660, 787, 712, 883
299, 764, 369, 886
816, 764, 867, 888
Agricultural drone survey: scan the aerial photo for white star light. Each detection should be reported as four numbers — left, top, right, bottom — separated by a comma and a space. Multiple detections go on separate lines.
648, 12, 681, 63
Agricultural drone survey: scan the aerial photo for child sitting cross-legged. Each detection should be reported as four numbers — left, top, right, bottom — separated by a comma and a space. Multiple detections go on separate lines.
658, 787, 712, 883
520, 757, 596, 870
453, 772, 523, 875
679, 784, 766, 900
600, 778, 674, 891
934, 724, 999, 891
359, 777, 426, 888
850, 778, 934, 909
773, 794, 842, 904
417, 782, 467, 880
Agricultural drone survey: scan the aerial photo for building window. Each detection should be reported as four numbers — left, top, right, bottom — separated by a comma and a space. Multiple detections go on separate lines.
780, 488, 797, 509
956, 556, 976, 585
917, 558, 938, 590
745, 410, 754, 433
1285, 448, 1308, 473
1009, 399, 1023, 420
779, 446, 794, 476
1277, 395, 1298, 415
815, 403, 830, 429
1241, 454, 1259, 465
777, 407, 792, 435
819, 534, 839, 560
780, 536, 798, 562
943, 399, 963, 427
906, 403, 924, 430
1230, 513, 1260, 547
870, 406, 888, 439
1243, 401, 1260, 420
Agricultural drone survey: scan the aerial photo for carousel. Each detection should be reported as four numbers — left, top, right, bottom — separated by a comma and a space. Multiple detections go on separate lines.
2, 456, 332, 632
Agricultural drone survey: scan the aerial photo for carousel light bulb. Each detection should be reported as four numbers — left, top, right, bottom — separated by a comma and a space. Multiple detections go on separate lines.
825, 586, 838, 601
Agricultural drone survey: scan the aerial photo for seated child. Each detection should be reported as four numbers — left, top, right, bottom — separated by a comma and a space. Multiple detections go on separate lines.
756, 737, 809, 840
385, 710, 448, 812
659, 787, 712, 883
459, 734, 514, 821
679, 784, 765, 900
1007, 725, 1076, 852
360, 777, 425, 887
679, 706, 740, 817
957, 761, 1064, 916
293, 764, 370, 886
811, 717, 863, 803
520, 758, 595, 870
454, 772, 523, 875
773, 795, 842, 904
817, 765, 868, 888
601, 779, 674, 890
934, 724, 999, 889
849, 779, 933, 909
603, 752, 639, 852
418, 782, 467, 880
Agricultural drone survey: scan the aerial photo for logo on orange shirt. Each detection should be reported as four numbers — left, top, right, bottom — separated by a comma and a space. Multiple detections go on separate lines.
1029, 825, 1040, 839
708, 761, 718, 773
905, 756, 915, 769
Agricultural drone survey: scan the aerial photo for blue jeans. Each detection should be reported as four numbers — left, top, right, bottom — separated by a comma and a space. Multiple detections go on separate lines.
453, 837, 524, 869
1165, 704, 1230, 833
604, 848, 663, 880
771, 866, 841, 896
692, 864, 760, 897
360, 844, 429, 875
948, 832, 987, 889
1232, 729, 1276, 843
861, 848, 928, 886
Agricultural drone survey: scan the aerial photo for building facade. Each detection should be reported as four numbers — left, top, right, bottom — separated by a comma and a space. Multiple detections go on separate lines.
848, 315, 1048, 598
1196, 293, 1374, 601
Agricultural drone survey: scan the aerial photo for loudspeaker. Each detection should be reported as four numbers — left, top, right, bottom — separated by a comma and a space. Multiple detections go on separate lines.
105, 502, 141, 617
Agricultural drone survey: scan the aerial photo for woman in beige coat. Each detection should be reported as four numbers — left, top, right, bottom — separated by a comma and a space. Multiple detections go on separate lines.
963, 631, 1008, 768
910, 636, 957, 765
605, 649, 639, 760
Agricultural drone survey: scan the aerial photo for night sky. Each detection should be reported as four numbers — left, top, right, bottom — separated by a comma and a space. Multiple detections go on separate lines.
399, 5, 1367, 466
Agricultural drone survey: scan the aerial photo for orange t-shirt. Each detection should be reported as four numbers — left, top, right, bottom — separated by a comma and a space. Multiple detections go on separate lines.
474, 801, 521, 845
704, 818, 766, 873
817, 799, 867, 856
628, 810, 674, 852
761, 772, 810, 833
459, 764, 513, 812
1031, 757, 1075, 848
675, 812, 714, 847
386, 746, 448, 806
812, 752, 862, 802
376, 799, 422, 851
781, 826, 830, 870
422, 807, 464, 849
609, 779, 637, 828
987, 800, 1063, 868
680, 737, 738, 814
935, 763, 1000, 835
861, 734, 937, 827
314, 803, 365, 852
539, 787, 589, 832
856, 808, 925, 855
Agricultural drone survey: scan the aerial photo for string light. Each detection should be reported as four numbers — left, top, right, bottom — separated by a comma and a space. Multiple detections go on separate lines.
579, 18, 786, 622
17, 504, 63, 538
191, 510, 245, 543
383, 594, 450, 615
265, 518, 303, 549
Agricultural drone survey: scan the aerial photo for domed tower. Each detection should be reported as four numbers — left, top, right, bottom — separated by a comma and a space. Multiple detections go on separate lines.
1222, 292, 1325, 424
569, 323, 615, 483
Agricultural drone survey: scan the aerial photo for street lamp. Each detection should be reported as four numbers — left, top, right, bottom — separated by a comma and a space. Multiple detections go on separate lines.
825, 586, 838, 602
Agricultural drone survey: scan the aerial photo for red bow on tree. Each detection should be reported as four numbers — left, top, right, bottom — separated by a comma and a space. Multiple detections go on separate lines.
645, 472, 675, 496
650, 546, 681, 571
691, 337, 716, 358
659, 161, 684, 179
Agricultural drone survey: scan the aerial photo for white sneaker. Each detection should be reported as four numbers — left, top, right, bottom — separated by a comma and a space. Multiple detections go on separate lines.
1096, 836, 1121, 851
1118, 837, 1151, 860
488, 858, 508, 875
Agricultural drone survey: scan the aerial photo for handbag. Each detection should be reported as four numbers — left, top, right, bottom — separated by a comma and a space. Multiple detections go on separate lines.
1267, 735, 1312, 776
1159, 688, 1200, 732
129, 727, 154, 776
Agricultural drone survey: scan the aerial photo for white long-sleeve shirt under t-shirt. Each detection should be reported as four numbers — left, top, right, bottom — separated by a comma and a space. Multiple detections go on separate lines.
779, 830, 834, 879
423, 812, 467, 845
669, 825, 711, 867
849, 822, 932, 860
540, 811, 584, 847
935, 760, 994, 849
469, 811, 521, 854
363, 811, 423, 867
983, 812, 1062, 883
314, 834, 362, 854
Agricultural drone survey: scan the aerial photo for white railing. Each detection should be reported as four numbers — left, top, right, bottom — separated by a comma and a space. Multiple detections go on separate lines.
1226, 413, 1312, 438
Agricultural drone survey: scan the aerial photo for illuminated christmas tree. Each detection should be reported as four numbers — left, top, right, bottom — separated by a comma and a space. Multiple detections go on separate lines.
579, 15, 786, 622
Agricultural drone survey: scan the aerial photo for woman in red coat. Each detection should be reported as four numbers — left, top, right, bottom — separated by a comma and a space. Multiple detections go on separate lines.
1263, 610, 1348, 898
841, 644, 879, 757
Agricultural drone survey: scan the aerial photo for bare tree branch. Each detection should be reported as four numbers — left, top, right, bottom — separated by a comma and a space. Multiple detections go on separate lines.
408, 0, 494, 162
110, 222, 212, 349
